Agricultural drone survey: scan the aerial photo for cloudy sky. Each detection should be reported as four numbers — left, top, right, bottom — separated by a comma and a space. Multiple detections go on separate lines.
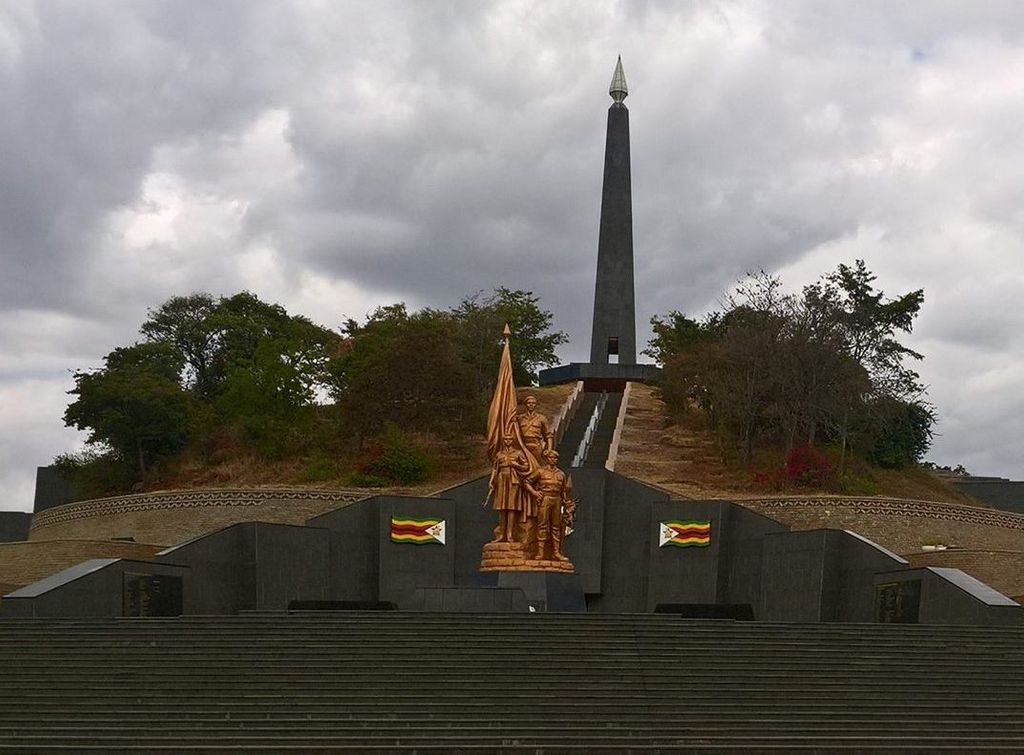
2, 1, 1023, 511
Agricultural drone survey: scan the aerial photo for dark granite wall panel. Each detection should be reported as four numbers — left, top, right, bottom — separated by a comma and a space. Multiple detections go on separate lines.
308, 499, 380, 601
376, 496, 455, 608
836, 532, 907, 622
0, 512, 31, 543
32, 466, 74, 513
874, 567, 1023, 626
759, 530, 832, 622
646, 500, 722, 610
564, 468, 606, 594
8, 466, 1022, 625
586, 474, 668, 612
409, 587, 528, 612
719, 504, 787, 612
249, 523, 330, 609
955, 480, 1024, 515
442, 477, 497, 588
2, 561, 188, 618
157, 525, 246, 615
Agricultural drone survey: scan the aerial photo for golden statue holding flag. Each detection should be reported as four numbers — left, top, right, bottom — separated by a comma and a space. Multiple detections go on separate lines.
480, 326, 575, 573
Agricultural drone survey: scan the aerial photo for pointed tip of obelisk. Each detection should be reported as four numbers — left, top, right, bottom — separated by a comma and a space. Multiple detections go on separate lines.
502, 323, 512, 338
609, 55, 628, 103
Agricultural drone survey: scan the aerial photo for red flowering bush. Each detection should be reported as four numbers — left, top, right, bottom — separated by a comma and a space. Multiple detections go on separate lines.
785, 445, 834, 488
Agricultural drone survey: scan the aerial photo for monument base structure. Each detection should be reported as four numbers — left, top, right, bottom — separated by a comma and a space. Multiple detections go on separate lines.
480, 541, 574, 573
497, 571, 586, 612
538, 361, 660, 390
3, 467, 1022, 626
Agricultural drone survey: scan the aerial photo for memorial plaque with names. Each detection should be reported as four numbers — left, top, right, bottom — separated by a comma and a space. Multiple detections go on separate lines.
874, 579, 922, 624
123, 573, 183, 617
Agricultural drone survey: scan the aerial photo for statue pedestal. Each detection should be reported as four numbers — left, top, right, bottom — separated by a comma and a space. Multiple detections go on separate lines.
479, 541, 575, 573
497, 571, 586, 613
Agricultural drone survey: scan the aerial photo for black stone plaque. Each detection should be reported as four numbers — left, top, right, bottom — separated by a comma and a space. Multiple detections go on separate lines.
123, 573, 183, 617
875, 579, 922, 623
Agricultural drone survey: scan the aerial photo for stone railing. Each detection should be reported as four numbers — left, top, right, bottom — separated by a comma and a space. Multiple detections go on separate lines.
604, 381, 633, 472
551, 381, 585, 448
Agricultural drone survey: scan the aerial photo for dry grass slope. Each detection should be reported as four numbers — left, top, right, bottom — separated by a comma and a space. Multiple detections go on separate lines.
140, 384, 576, 497
616, 383, 978, 505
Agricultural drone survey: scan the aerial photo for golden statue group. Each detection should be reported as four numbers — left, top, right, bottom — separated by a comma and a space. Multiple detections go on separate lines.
480, 327, 576, 573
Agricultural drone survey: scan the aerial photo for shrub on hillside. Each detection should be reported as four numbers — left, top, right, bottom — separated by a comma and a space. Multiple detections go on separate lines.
752, 445, 836, 491
350, 425, 432, 486
785, 446, 835, 488
53, 448, 136, 501
299, 450, 339, 483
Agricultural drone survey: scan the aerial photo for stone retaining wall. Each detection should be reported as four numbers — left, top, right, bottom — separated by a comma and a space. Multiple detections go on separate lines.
0, 540, 163, 593
739, 496, 1024, 555
29, 488, 368, 546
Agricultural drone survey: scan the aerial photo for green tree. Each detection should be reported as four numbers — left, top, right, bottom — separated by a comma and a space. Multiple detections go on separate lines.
63, 343, 196, 478
644, 311, 716, 367
140, 293, 222, 398
212, 298, 340, 456
452, 287, 567, 392
647, 263, 933, 475
349, 423, 432, 486
141, 291, 340, 403
714, 278, 791, 465
774, 280, 868, 452
334, 305, 476, 439
863, 397, 935, 469
826, 260, 925, 469
53, 447, 136, 500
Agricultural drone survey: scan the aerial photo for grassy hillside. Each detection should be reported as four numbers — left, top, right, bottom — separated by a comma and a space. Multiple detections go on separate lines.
615, 383, 980, 506
119, 384, 576, 498
62, 379, 978, 507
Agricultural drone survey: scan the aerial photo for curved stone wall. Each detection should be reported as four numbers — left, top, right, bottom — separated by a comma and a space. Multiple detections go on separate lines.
0, 539, 163, 593
29, 488, 368, 546
739, 496, 1024, 554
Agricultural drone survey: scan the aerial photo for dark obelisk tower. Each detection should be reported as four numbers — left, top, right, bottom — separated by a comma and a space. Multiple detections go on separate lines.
589, 57, 636, 365
538, 58, 657, 388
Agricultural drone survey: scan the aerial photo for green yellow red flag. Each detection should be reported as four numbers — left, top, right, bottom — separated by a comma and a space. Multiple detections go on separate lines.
659, 520, 711, 548
390, 517, 446, 545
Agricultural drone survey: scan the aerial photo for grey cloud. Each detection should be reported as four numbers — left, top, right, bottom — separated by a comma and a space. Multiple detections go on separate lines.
3, 1, 1024, 509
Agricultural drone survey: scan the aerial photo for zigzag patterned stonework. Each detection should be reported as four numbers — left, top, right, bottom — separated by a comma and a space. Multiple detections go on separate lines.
742, 497, 1024, 531
30, 488, 368, 532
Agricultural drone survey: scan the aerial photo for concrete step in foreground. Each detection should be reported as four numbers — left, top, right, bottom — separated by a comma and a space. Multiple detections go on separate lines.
0, 613, 1022, 751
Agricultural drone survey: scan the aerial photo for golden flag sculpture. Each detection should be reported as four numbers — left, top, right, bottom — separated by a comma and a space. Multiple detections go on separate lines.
480, 324, 573, 572
486, 325, 536, 474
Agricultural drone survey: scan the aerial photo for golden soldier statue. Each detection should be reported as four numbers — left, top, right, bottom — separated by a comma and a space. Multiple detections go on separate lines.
479, 326, 575, 573
525, 449, 574, 562
518, 395, 553, 465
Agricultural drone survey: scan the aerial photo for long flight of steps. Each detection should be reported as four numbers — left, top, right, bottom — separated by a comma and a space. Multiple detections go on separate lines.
1, 612, 1023, 751
556, 392, 600, 460
556, 391, 623, 468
